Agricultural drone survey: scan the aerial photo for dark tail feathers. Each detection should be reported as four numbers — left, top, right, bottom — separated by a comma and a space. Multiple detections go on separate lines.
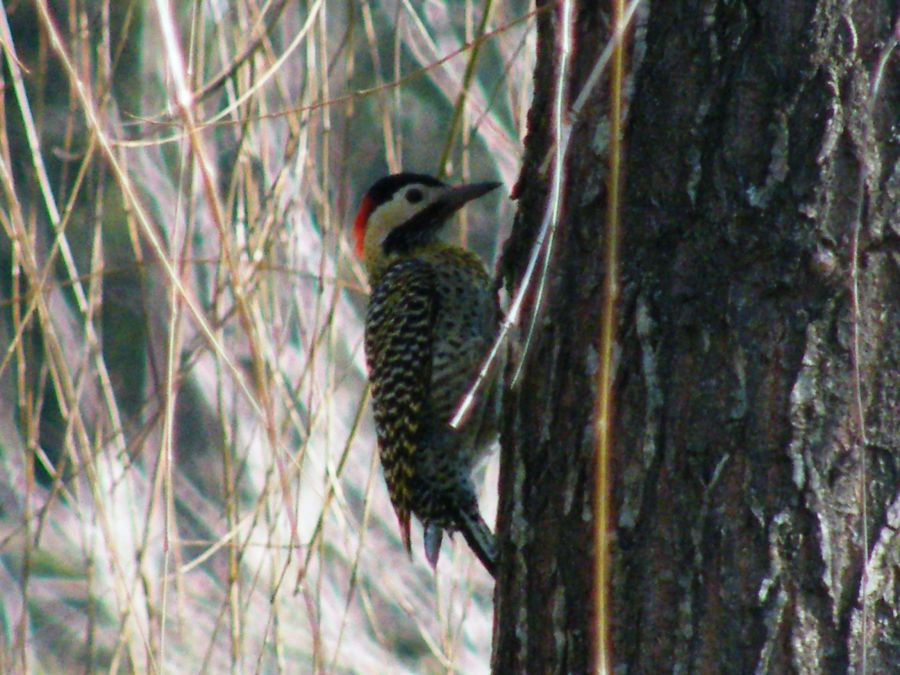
457, 509, 497, 577
423, 506, 497, 577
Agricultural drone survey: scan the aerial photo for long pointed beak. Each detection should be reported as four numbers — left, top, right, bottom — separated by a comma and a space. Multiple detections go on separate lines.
437, 181, 502, 214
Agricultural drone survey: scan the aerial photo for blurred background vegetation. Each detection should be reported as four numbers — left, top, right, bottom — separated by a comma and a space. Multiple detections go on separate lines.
0, 0, 533, 671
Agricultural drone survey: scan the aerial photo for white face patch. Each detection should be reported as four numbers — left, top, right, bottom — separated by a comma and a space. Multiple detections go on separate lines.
364, 183, 446, 260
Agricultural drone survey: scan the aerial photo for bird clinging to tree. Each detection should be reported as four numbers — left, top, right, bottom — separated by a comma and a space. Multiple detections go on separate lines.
353, 173, 503, 576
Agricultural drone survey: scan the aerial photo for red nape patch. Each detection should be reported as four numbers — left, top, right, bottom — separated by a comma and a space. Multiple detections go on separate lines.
353, 194, 374, 258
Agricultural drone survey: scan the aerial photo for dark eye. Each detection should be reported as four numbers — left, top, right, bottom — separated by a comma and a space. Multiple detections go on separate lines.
406, 188, 424, 203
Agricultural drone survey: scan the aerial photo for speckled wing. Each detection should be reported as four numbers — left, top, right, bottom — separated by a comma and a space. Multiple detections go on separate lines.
364, 258, 439, 554
427, 252, 497, 430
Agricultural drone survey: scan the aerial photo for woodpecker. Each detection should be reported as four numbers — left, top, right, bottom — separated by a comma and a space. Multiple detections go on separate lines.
353, 173, 502, 577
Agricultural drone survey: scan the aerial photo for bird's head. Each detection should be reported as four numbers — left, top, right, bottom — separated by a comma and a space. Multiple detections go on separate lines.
353, 173, 501, 279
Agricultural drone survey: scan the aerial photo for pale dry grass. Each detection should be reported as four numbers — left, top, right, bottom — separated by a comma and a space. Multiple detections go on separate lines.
0, 1, 533, 672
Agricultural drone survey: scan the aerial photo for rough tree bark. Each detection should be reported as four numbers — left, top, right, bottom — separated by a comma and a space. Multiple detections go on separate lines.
494, 2, 900, 673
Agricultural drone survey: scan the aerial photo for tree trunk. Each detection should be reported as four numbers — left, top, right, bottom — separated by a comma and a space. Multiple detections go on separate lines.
494, 2, 900, 672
